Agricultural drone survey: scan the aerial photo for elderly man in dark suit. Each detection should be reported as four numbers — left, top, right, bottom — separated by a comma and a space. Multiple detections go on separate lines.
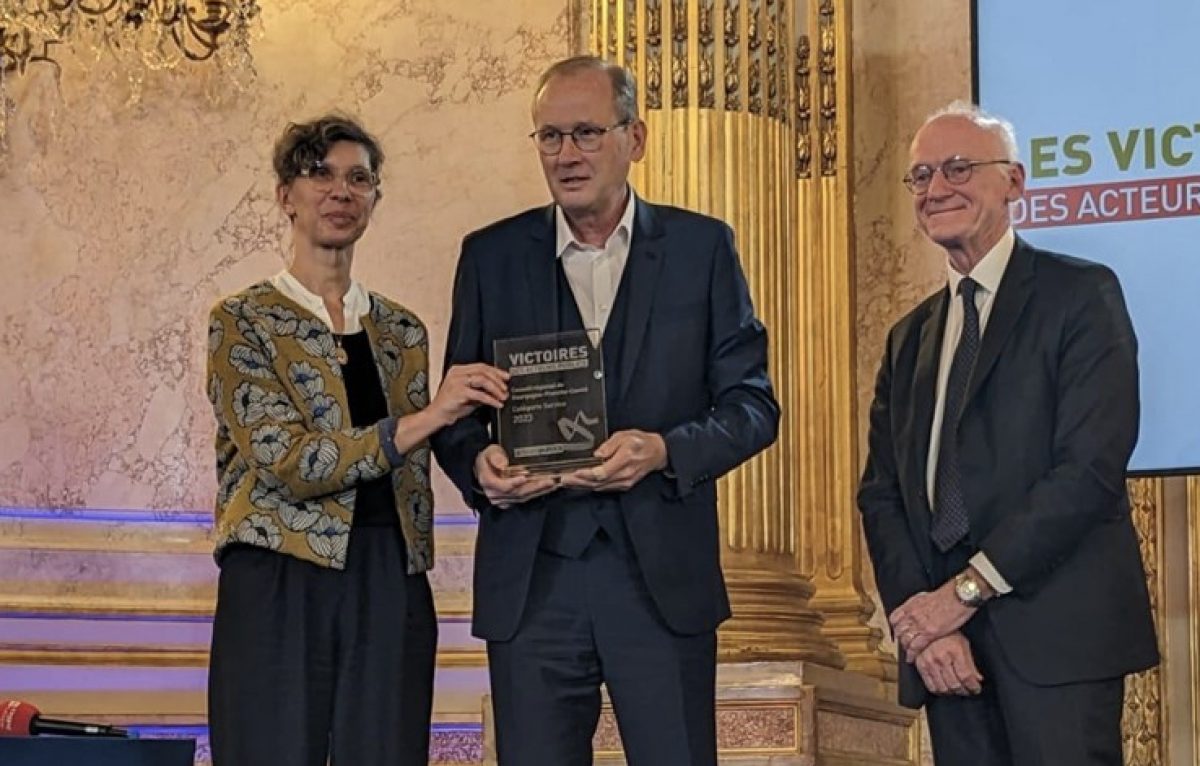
431, 56, 779, 765
858, 101, 1159, 765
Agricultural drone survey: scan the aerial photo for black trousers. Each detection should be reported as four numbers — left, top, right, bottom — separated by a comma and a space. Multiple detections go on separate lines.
924, 546, 1126, 766
207, 526, 437, 766
487, 535, 717, 766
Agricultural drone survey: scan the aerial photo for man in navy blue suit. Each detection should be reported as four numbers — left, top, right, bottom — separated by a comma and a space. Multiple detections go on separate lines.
431, 55, 779, 765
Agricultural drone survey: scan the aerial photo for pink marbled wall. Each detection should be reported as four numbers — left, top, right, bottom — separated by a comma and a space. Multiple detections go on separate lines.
0, 0, 576, 516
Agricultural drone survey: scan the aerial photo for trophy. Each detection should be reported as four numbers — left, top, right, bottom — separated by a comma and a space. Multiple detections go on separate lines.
493, 330, 608, 475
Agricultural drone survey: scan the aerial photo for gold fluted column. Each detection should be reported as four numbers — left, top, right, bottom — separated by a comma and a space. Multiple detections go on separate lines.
592, 0, 879, 669
791, 0, 893, 680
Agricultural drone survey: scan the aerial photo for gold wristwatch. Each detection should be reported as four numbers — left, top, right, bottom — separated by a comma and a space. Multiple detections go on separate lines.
953, 571, 986, 608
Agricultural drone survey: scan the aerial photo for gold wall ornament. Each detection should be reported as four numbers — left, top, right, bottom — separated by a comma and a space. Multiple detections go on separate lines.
624, 0, 638, 79
607, 0, 619, 57
697, 0, 714, 108
765, 0, 778, 119
722, 0, 739, 110
794, 34, 811, 178
746, 0, 761, 114
670, 0, 687, 107
817, 0, 837, 176
645, 0, 662, 109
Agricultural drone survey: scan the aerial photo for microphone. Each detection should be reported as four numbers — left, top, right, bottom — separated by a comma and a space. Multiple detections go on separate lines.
0, 700, 129, 738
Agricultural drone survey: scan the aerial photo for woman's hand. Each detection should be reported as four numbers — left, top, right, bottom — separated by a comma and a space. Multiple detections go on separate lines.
429, 363, 510, 426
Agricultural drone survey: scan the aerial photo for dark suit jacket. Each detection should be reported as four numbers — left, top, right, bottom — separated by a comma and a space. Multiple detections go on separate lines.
431, 198, 779, 641
858, 237, 1159, 708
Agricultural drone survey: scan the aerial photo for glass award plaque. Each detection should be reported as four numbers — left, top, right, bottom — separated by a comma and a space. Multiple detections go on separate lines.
493, 330, 608, 474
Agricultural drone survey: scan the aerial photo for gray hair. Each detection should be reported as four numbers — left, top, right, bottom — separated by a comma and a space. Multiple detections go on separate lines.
533, 55, 639, 123
922, 100, 1020, 161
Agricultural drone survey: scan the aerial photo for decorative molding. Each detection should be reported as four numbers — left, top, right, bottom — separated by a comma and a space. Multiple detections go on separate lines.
765, 0, 779, 119
0, 591, 474, 621
719, 567, 843, 666
747, 0, 762, 114
722, 0, 740, 111
670, 0, 689, 107
570, 0, 590, 54
795, 34, 811, 178
607, 0, 619, 57
645, 0, 663, 109
817, 0, 837, 176
597, 700, 802, 755
624, 0, 638, 80
594, 0, 794, 122
1124, 477, 1166, 766
698, 0, 716, 108
776, 0, 790, 125
0, 643, 489, 668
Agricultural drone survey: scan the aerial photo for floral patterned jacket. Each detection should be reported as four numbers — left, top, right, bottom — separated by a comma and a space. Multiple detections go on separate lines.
206, 281, 434, 573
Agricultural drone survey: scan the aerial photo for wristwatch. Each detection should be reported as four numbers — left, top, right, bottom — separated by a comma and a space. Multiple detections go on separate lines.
953, 571, 987, 608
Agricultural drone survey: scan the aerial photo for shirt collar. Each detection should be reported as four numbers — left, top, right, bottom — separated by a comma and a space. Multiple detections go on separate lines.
271, 269, 371, 327
555, 188, 637, 259
946, 227, 1015, 299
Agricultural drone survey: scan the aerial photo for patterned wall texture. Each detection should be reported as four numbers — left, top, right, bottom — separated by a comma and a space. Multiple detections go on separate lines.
0, 0, 574, 517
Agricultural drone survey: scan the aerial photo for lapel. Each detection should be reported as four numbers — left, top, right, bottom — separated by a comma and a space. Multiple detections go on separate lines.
963, 237, 1035, 408
525, 205, 560, 335
909, 290, 947, 548
615, 198, 666, 402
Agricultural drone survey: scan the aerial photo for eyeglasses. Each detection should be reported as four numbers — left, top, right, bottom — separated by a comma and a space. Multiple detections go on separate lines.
297, 160, 379, 196
529, 121, 631, 156
902, 157, 1014, 194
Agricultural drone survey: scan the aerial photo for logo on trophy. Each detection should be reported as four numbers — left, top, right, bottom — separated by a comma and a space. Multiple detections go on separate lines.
557, 410, 600, 444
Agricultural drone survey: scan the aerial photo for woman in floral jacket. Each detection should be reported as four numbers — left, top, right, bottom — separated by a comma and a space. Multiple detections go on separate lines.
205, 114, 507, 766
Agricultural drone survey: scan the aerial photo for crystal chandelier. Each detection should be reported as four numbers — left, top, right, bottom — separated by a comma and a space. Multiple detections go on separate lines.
0, 1, 261, 72
0, 1, 261, 154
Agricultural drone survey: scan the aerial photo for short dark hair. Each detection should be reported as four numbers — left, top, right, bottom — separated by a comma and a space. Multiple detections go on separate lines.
272, 114, 385, 190
533, 56, 639, 123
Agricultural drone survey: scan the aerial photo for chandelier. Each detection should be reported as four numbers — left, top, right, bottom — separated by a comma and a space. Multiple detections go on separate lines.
0, 1, 260, 156
0, 1, 261, 73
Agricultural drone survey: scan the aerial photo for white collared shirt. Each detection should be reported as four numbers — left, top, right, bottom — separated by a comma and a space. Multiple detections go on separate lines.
926, 227, 1016, 594
555, 190, 637, 339
271, 270, 371, 334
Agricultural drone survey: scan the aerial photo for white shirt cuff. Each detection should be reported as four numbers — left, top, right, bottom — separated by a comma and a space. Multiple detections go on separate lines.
969, 552, 1013, 595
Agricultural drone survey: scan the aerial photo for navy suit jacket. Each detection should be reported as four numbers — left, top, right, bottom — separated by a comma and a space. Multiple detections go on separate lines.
431, 198, 780, 640
858, 237, 1159, 708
